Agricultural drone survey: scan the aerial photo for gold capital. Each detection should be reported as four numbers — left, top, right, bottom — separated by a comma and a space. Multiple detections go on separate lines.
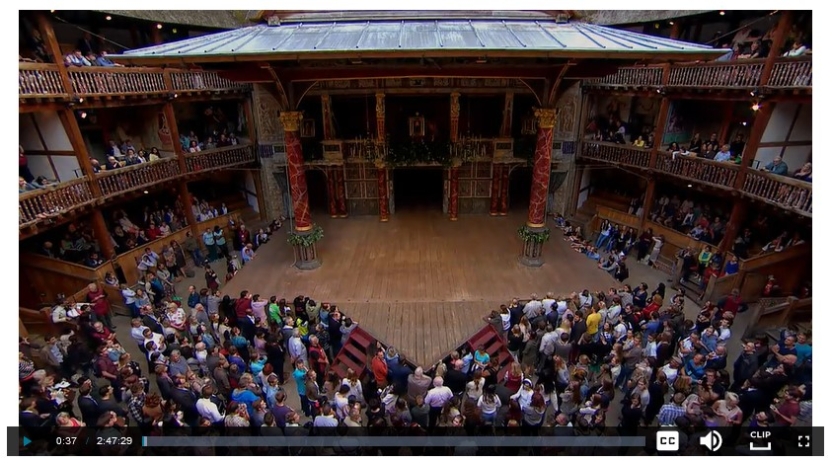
279, 111, 303, 132
534, 108, 557, 129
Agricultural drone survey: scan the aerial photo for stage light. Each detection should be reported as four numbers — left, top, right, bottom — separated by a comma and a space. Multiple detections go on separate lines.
654, 23, 660, 29
79, 111, 87, 119
687, 184, 693, 188
742, 121, 748, 126
751, 103, 760, 111
105, 15, 112, 21
172, 28, 178, 33
669, 21, 674, 26
719, 11, 726, 16
143, 190, 149, 194
157, 23, 163, 30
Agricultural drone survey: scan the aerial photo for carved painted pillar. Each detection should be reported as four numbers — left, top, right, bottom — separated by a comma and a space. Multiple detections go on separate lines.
490, 164, 501, 216
376, 162, 389, 222
326, 167, 338, 218
520, 108, 556, 267
499, 165, 509, 216
280, 111, 320, 269
335, 168, 348, 217
375, 93, 385, 140
449, 161, 461, 221
500, 92, 514, 137
321, 94, 335, 140
450, 92, 461, 142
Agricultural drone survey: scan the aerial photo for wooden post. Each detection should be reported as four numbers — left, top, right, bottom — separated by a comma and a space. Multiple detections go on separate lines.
150, 26, 163, 45
450, 92, 460, 142
57, 110, 101, 197
164, 102, 187, 174
760, 11, 794, 86
717, 102, 734, 145
242, 97, 257, 144
500, 92, 514, 137
774, 296, 800, 327
375, 93, 385, 141
670, 21, 682, 39
34, 12, 73, 94
639, 177, 656, 230
251, 170, 267, 221
91, 208, 116, 259
733, 103, 773, 189
719, 199, 746, 254
649, 97, 670, 169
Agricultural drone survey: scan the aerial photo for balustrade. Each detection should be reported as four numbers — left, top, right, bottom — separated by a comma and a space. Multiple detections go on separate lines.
581, 141, 651, 168
742, 170, 812, 216
19, 178, 95, 226
185, 145, 255, 172
97, 158, 181, 198
655, 152, 739, 189
69, 68, 167, 95
19, 63, 64, 97
170, 71, 250, 92
768, 57, 812, 88
586, 66, 663, 87
668, 60, 765, 88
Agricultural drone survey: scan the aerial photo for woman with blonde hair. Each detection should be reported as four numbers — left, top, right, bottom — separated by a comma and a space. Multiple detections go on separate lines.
713, 391, 743, 426
503, 361, 524, 393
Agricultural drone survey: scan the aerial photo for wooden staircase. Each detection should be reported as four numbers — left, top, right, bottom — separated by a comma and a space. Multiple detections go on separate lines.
329, 327, 376, 379
466, 325, 513, 382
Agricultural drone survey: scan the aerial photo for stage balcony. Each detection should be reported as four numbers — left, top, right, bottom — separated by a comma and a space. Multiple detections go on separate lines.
579, 141, 811, 218
19, 144, 256, 236
583, 56, 812, 94
19, 63, 251, 106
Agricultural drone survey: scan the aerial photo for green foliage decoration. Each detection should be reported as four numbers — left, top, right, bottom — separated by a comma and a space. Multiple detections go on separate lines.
287, 225, 324, 247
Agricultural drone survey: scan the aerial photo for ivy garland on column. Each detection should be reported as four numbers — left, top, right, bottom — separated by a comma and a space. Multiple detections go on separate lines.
287, 225, 324, 247
386, 140, 452, 166
517, 226, 551, 243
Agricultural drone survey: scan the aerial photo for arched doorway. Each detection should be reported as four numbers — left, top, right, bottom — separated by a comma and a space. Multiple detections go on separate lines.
304, 168, 329, 213
508, 166, 533, 211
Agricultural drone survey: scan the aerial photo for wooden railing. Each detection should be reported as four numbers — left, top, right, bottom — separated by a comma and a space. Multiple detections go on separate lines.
19, 63, 251, 98
581, 141, 651, 168
587, 66, 663, 87
69, 67, 167, 95
668, 59, 764, 88
185, 144, 255, 173
170, 71, 251, 92
768, 57, 812, 88
585, 57, 811, 90
19, 177, 96, 226
19, 63, 64, 96
655, 152, 739, 189
97, 157, 181, 198
742, 170, 812, 216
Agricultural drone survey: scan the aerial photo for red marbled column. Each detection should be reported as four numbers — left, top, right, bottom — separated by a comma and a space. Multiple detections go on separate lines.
499, 164, 509, 216
490, 164, 501, 216
335, 169, 348, 217
449, 165, 460, 221
527, 108, 556, 228
377, 166, 389, 222
281, 113, 313, 231
326, 167, 338, 217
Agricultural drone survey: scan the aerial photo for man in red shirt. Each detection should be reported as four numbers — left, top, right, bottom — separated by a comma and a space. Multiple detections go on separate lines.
772, 387, 801, 426
371, 347, 389, 389
717, 288, 745, 317
87, 283, 115, 330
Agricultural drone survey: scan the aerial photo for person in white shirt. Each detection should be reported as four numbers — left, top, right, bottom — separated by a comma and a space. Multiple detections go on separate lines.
477, 385, 502, 423
510, 379, 535, 409
197, 385, 224, 424
523, 294, 543, 319
578, 290, 593, 308
717, 319, 732, 342
288, 329, 307, 365
130, 318, 150, 346
424, 376, 453, 426
51, 304, 69, 324
607, 301, 622, 322
645, 333, 658, 359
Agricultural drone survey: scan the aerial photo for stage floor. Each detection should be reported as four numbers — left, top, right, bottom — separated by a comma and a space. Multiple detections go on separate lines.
223, 209, 668, 367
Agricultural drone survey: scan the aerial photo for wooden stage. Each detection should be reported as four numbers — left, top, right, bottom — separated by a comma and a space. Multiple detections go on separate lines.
223, 209, 656, 368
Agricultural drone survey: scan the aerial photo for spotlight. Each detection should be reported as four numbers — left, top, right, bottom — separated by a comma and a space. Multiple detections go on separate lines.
105, 15, 112, 20
687, 184, 693, 188
654, 23, 660, 29
157, 23, 163, 30
742, 121, 748, 126
50, 10, 55, 13
669, 21, 675, 26
143, 190, 149, 194
172, 28, 178, 34
79, 111, 87, 119
751, 103, 760, 111
719, 11, 726, 16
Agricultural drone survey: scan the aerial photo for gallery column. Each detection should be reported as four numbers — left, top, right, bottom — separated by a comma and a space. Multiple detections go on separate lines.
335, 168, 348, 217
449, 160, 460, 221
326, 167, 339, 218
376, 162, 390, 222
519, 108, 556, 267
490, 164, 501, 216
280, 111, 320, 269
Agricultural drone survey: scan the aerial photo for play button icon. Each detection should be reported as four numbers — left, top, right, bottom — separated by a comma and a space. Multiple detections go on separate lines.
23, 437, 31, 447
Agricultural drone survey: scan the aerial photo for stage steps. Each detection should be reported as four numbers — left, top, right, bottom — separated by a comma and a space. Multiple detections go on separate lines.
466, 324, 513, 382
329, 326, 376, 380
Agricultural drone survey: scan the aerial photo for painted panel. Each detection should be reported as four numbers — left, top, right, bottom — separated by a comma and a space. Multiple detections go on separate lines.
33, 111, 72, 151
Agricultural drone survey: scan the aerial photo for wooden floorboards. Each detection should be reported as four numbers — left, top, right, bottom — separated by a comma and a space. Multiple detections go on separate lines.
223, 209, 669, 368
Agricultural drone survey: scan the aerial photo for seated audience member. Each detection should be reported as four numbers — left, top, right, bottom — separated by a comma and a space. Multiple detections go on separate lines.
763, 157, 789, 176
793, 162, 812, 182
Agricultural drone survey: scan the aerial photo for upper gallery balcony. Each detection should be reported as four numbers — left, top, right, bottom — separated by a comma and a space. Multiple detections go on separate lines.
583, 56, 811, 92
19, 64, 251, 105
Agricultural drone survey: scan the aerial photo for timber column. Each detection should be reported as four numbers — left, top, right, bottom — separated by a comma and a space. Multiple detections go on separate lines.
490, 164, 501, 216
280, 111, 320, 269
519, 108, 556, 267
449, 160, 461, 221
335, 168, 348, 217
326, 167, 338, 218
376, 162, 390, 222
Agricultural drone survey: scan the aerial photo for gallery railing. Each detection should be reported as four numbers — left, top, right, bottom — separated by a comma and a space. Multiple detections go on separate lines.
185, 144, 255, 173
654, 152, 740, 189
97, 157, 182, 198
742, 170, 812, 216
580, 141, 651, 168
19, 177, 96, 227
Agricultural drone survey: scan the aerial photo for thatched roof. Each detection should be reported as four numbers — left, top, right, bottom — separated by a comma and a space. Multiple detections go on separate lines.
97, 10, 714, 30
574, 10, 713, 25
95, 10, 254, 29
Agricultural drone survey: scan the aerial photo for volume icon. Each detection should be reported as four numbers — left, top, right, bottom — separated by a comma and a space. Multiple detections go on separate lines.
699, 430, 723, 452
